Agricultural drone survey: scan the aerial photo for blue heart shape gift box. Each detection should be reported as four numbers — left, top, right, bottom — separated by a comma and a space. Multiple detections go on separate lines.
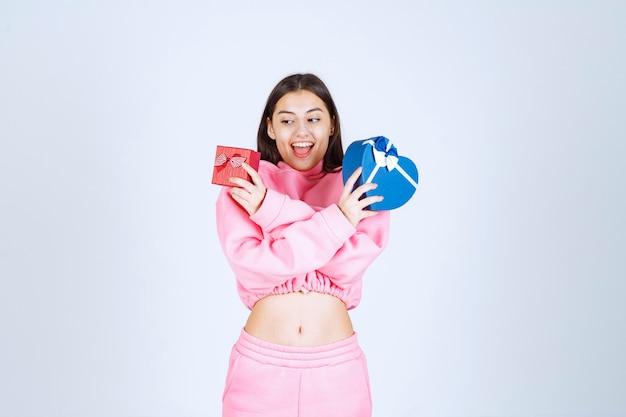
342, 136, 418, 210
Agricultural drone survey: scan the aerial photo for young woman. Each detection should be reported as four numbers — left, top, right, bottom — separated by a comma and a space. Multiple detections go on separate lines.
216, 73, 390, 417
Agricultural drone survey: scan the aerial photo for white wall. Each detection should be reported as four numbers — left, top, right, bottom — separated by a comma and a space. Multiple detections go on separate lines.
1, 1, 624, 416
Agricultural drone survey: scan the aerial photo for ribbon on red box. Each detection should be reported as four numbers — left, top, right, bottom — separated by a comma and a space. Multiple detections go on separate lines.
215, 153, 246, 168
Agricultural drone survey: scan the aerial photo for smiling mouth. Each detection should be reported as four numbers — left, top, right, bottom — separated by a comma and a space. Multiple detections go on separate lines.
292, 141, 313, 157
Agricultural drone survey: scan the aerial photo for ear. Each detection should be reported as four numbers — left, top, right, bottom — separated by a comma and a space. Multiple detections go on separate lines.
266, 117, 276, 140
330, 117, 336, 135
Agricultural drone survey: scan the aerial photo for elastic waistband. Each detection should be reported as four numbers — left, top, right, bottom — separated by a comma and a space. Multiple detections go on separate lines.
234, 329, 363, 369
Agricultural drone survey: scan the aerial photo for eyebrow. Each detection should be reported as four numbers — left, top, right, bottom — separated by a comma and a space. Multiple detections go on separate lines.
276, 107, 324, 115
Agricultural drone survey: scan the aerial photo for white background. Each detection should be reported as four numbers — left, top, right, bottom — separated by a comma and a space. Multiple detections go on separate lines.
1, 1, 624, 416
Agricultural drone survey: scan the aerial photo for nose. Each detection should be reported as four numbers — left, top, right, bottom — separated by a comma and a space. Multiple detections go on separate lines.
296, 120, 309, 137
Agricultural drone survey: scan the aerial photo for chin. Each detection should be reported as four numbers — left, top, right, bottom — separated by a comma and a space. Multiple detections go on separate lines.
292, 161, 315, 171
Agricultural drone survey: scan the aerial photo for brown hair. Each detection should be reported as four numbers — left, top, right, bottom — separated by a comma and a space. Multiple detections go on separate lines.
257, 73, 343, 173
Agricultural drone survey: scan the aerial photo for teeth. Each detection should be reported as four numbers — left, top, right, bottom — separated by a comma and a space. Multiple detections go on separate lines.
292, 142, 313, 148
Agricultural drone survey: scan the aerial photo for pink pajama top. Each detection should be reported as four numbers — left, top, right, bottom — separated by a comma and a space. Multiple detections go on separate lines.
216, 160, 390, 310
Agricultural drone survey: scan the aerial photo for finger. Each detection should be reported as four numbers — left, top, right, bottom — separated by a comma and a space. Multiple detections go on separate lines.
229, 176, 255, 192
357, 195, 384, 209
351, 181, 378, 199
230, 186, 246, 202
345, 167, 362, 189
241, 162, 264, 187
341, 167, 363, 200
359, 209, 379, 220
230, 192, 254, 215
229, 189, 245, 206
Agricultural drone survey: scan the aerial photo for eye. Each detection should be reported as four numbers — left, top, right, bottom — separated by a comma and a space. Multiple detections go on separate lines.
281, 119, 294, 125
308, 117, 320, 123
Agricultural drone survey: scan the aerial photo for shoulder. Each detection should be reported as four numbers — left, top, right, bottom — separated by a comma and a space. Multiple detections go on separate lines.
258, 160, 279, 172
257, 160, 282, 184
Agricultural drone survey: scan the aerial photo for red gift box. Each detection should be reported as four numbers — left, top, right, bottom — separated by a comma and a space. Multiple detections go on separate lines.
211, 145, 261, 186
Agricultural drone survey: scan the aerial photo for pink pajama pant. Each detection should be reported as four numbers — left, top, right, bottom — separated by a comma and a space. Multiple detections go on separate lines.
222, 329, 372, 417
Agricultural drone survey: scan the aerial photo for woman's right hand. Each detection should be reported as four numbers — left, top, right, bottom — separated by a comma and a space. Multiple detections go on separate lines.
229, 162, 267, 217
338, 167, 384, 227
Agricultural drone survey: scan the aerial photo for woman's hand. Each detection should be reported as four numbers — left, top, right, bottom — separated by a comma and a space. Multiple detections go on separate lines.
229, 162, 267, 216
338, 167, 384, 227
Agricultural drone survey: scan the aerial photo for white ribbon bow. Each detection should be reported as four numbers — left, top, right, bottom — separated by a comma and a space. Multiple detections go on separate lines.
362, 138, 418, 188
367, 139, 399, 171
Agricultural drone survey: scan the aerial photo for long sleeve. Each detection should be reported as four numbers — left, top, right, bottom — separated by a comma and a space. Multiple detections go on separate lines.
216, 187, 356, 293
216, 160, 391, 310
317, 209, 390, 287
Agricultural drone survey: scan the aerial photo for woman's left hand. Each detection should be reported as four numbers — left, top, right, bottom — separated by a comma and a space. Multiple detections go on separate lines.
228, 162, 267, 216
338, 167, 383, 227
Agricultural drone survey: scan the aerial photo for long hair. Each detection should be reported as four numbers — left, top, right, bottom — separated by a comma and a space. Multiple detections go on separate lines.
257, 74, 343, 173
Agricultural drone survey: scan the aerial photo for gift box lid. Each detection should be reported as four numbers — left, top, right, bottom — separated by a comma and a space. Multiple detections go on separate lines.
342, 136, 418, 210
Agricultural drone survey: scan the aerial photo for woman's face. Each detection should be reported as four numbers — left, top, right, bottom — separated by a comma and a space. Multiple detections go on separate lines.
267, 90, 335, 172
